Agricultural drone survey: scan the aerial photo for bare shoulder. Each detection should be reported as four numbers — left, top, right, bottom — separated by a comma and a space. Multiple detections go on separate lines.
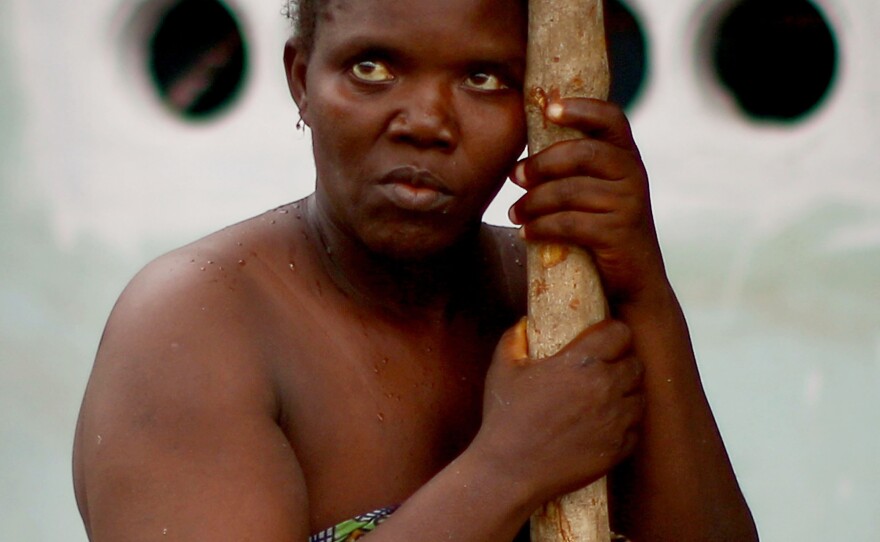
73, 204, 314, 541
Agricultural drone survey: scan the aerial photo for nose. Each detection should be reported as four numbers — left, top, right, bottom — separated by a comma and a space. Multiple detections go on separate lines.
387, 78, 458, 151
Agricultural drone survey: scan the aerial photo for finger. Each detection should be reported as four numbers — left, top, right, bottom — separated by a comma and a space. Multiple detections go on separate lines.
510, 176, 624, 224
518, 210, 618, 248
555, 319, 632, 366
614, 354, 645, 397
511, 140, 635, 190
545, 98, 635, 150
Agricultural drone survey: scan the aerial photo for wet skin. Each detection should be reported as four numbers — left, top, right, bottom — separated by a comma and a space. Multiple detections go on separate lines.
73, 0, 757, 540
280, 0, 534, 524
289, 0, 528, 261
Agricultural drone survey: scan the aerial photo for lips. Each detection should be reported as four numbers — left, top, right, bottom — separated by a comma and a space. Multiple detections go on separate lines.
377, 166, 454, 212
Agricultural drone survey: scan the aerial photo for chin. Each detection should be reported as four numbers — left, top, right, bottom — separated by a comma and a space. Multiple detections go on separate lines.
364, 221, 478, 263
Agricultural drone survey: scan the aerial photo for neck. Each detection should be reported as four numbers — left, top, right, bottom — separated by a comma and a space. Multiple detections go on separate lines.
305, 195, 489, 320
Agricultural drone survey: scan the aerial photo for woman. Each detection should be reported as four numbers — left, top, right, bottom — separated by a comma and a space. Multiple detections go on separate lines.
73, 0, 758, 540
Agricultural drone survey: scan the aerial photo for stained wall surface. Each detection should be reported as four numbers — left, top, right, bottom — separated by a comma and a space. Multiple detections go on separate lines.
1, 0, 878, 540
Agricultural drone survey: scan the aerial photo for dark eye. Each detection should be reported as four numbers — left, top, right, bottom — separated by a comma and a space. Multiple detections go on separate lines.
464, 72, 508, 91
351, 60, 394, 82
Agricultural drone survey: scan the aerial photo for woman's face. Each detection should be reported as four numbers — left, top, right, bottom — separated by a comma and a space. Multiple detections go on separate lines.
287, 0, 528, 259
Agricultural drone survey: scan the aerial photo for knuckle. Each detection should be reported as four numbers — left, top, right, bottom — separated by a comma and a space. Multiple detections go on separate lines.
556, 179, 581, 206
574, 140, 597, 166
610, 106, 629, 128
578, 354, 598, 369
611, 321, 634, 351
556, 212, 579, 235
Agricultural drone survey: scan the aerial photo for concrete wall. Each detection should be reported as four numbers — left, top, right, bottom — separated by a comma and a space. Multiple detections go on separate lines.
1, 0, 877, 539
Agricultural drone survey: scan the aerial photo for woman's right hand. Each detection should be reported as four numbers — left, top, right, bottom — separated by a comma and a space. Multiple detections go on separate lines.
472, 318, 645, 504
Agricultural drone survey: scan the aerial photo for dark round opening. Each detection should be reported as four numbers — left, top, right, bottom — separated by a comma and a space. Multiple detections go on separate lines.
147, 0, 248, 120
711, 0, 838, 122
607, 0, 649, 110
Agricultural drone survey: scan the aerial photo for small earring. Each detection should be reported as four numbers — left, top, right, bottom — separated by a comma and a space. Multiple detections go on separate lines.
296, 115, 306, 132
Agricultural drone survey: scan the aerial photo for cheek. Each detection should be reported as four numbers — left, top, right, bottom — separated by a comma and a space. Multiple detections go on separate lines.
503, 113, 528, 161
307, 77, 374, 149
309, 99, 381, 185
455, 105, 526, 212
467, 102, 527, 171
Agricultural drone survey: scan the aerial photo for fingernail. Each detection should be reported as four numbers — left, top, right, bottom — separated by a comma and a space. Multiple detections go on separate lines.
513, 162, 527, 186
547, 103, 564, 121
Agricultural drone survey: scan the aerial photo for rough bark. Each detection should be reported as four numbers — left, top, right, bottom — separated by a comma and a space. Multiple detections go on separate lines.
525, 1, 612, 541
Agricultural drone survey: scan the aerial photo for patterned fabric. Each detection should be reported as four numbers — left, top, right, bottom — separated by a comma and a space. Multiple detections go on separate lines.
308, 506, 399, 542
308, 504, 630, 541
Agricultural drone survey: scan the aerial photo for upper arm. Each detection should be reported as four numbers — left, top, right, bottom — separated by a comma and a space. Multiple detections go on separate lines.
73, 253, 311, 541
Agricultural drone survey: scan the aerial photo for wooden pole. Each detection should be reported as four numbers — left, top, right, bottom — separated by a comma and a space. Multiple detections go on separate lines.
524, 1, 612, 541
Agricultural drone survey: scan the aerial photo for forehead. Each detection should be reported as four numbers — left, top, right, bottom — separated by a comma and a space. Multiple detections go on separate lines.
314, 0, 527, 57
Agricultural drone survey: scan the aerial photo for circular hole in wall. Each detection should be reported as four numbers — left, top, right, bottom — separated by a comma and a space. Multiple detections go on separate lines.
710, 0, 838, 123
147, 0, 248, 120
607, 0, 649, 110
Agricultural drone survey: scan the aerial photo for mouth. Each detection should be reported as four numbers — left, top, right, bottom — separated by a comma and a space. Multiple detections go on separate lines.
377, 166, 454, 213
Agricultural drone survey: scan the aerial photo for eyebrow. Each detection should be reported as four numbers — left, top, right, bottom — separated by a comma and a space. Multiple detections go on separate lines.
327, 34, 524, 71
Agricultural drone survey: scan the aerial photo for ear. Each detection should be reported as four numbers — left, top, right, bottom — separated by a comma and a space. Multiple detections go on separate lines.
284, 38, 310, 123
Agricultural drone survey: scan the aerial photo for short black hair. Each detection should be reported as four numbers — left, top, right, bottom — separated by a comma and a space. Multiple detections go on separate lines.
283, 0, 323, 54
283, 0, 529, 54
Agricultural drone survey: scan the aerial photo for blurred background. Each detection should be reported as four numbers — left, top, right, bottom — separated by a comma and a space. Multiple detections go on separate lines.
1, 0, 877, 539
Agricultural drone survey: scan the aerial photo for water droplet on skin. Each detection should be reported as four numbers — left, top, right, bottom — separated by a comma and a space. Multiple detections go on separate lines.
207, 260, 214, 265
377, 413, 385, 422
200, 267, 206, 271
271, 220, 276, 225
373, 365, 380, 374
514, 258, 522, 267
218, 266, 224, 271
96, 435, 102, 445
236, 242, 243, 247
289, 263, 296, 271
295, 214, 302, 220
162, 528, 168, 535
238, 259, 246, 266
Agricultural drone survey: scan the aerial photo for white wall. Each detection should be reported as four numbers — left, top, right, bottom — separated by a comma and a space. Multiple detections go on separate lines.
1, 0, 878, 539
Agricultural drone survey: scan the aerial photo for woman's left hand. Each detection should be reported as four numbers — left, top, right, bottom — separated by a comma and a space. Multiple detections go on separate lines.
508, 98, 667, 307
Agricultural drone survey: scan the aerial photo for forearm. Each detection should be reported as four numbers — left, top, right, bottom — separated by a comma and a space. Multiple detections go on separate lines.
361, 446, 535, 542
611, 285, 757, 541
